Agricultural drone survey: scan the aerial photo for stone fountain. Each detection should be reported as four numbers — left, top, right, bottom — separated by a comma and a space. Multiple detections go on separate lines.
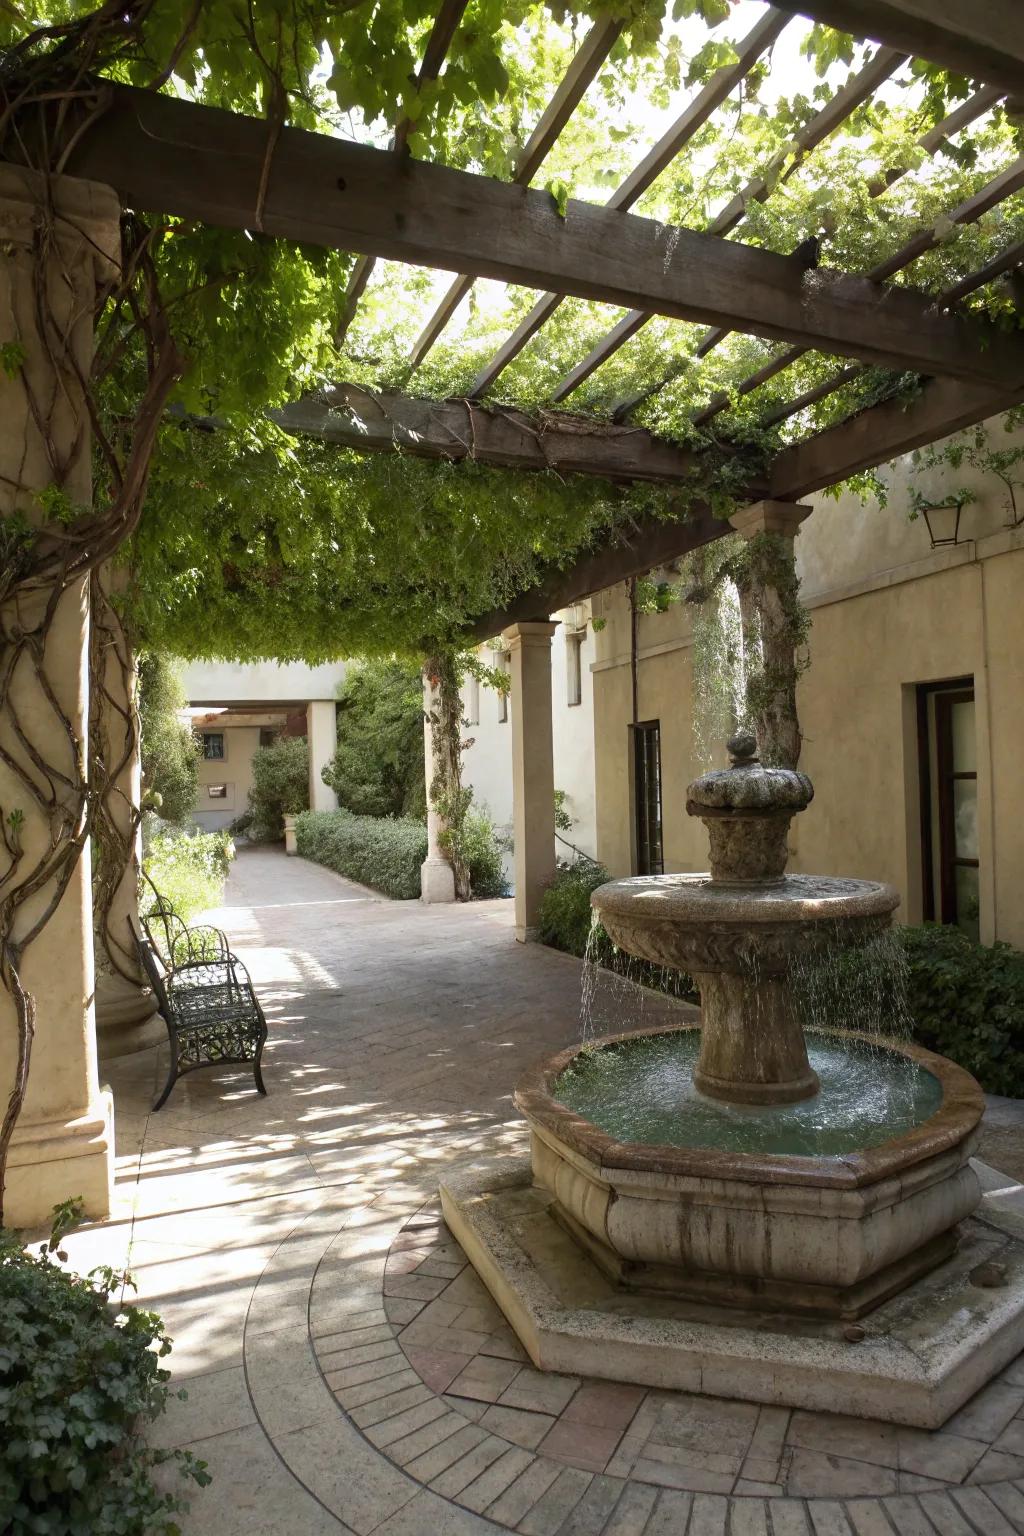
441, 737, 1024, 1427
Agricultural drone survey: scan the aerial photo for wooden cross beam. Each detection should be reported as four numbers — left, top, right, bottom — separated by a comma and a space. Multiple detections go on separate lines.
770, 1, 1024, 97
57, 85, 1024, 391
334, 0, 470, 345
271, 384, 762, 489
464, 503, 730, 640
407, 13, 624, 369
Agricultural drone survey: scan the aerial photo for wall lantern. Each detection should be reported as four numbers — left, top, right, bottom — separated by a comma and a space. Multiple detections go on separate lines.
910, 493, 971, 549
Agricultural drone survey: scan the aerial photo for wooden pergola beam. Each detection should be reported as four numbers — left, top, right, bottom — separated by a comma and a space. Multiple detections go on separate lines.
468, 7, 790, 399
271, 384, 757, 488
57, 88, 1024, 389
770, 1, 1024, 97
464, 504, 730, 640
407, 14, 624, 370
335, 0, 469, 345
769, 377, 1024, 500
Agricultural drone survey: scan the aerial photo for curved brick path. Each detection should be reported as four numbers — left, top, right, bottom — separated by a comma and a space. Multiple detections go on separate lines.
61, 844, 1024, 1536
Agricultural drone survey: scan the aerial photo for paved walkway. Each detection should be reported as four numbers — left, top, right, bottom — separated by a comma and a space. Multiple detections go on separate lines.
64, 846, 1024, 1536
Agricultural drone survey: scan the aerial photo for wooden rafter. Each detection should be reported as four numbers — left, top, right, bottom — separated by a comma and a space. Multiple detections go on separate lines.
466, 7, 790, 399
758, 234, 1024, 430
270, 384, 750, 487
58, 86, 1024, 389
770, 1, 1024, 97
555, 43, 905, 402
608, 83, 1000, 423
688, 113, 1022, 428
407, 15, 624, 370
334, 0, 469, 346
465, 504, 730, 639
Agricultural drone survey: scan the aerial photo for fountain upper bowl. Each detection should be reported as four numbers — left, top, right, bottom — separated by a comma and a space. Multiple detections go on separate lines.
592, 872, 901, 974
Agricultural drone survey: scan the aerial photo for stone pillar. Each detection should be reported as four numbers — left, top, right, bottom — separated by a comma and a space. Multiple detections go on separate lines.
504, 622, 558, 943
306, 700, 338, 812
728, 500, 813, 770
420, 670, 456, 904
0, 168, 120, 1226
93, 565, 162, 1061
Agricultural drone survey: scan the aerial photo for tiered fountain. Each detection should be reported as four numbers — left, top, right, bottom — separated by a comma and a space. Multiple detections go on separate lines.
441, 736, 1024, 1427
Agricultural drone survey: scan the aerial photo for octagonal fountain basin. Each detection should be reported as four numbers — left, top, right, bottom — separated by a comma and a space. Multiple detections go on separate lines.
514, 1024, 984, 1320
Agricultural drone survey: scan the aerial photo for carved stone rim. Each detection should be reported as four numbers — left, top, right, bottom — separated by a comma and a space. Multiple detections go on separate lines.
513, 1023, 984, 1191
592, 873, 901, 926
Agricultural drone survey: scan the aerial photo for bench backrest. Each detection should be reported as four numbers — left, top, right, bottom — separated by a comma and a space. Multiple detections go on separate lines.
128, 917, 171, 1016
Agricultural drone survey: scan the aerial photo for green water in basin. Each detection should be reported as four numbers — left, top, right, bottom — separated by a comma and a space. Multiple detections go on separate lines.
553, 1030, 942, 1158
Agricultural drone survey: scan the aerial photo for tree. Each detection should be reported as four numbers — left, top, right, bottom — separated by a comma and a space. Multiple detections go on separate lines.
246, 737, 310, 840
138, 653, 200, 824
324, 660, 426, 820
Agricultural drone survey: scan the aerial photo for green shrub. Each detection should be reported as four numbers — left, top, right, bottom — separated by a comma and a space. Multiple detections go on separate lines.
460, 807, 509, 899
0, 1202, 209, 1535
247, 736, 309, 841
296, 809, 427, 899
142, 818, 234, 922
138, 653, 200, 825
903, 924, 1024, 1095
538, 861, 696, 1002
324, 659, 426, 819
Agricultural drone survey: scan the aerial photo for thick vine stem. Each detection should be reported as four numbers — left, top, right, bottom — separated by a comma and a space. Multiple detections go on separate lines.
733, 531, 810, 770
424, 651, 472, 901
0, 62, 184, 1213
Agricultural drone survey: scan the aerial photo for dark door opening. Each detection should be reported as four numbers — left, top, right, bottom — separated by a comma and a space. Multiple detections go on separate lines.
632, 720, 664, 877
917, 679, 979, 939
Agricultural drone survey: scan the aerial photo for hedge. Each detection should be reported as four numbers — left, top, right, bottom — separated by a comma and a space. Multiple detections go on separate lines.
902, 924, 1024, 1096
295, 809, 427, 899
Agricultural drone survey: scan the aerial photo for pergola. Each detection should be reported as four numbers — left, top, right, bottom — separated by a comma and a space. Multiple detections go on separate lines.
55, 0, 1024, 640
2, 0, 1023, 1227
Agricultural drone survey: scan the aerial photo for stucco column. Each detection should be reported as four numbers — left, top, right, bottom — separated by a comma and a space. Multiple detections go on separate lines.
306, 699, 338, 812
93, 565, 162, 1060
0, 168, 120, 1226
420, 671, 456, 903
729, 500, 813, 769
504, 621, 558, 943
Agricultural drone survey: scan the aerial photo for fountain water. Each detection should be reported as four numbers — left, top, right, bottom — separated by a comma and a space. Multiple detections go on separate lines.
441, 736, 1024, 1427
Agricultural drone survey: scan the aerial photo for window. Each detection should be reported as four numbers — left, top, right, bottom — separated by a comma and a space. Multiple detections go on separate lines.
632, 720, 664, 876
202, 731, 224, 760
566, 630, 584, 707
917, 679, 979, 940
207, 783, 228, 800
465, 674, 480, 727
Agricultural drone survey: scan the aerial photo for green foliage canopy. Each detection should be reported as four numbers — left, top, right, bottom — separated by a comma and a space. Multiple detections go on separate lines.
324, 659, 426, 819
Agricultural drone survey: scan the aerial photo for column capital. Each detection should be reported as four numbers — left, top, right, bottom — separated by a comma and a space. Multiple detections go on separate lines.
501, 620, 559, 649
729, 500, 813, 542
0, 165, 121, 278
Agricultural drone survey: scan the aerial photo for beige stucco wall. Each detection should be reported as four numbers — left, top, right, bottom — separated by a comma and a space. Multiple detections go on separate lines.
591, 417, 1024, 949
193, 724, 261, 830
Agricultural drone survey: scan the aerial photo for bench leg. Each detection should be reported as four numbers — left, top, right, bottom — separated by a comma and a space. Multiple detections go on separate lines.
153, 1055, 178, 1111
254, 1048, 267, 1096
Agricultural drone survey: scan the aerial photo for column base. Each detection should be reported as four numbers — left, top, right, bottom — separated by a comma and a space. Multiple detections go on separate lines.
515, 924, 541, 944
421, 856, 456, 903
95, 972, 164, 1061
4, 1089, 114, 1229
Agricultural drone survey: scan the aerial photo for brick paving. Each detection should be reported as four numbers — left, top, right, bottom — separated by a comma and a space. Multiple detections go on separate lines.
58, 844, 1024, 1536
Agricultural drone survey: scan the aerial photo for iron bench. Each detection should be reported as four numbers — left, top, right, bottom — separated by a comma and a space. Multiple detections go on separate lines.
130, 901, 268, 1110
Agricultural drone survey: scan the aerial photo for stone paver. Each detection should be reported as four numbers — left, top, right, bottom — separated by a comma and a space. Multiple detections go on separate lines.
57, 845, 1024, 1536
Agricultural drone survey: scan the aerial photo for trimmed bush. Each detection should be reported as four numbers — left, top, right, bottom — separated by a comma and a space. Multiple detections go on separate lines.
459, 807, 509, 899
903, 924, 1024, 1096
324, 659, 426, 819
0, 1202, 209, 1535
296, 809, 427, 899
142, 818, 234, 922
247, 736, 310, 841
538, 861, 696, 1002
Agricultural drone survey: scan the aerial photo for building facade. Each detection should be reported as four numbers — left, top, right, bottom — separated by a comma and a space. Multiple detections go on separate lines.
179, 659, 347, 829
464, 416, 1024, 949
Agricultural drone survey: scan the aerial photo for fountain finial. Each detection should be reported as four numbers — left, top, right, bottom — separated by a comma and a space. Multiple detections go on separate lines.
686, 736, 813, 883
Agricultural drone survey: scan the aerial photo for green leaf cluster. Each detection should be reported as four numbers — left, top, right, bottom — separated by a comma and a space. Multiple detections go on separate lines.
138, 652, 201, 823
902, 926, 1024, 1096
0, 1212, 208, 1536
246, 735, 310, 838
295, 807, 428, 898
324, 659, 426, 820
142, 819, 234, 922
